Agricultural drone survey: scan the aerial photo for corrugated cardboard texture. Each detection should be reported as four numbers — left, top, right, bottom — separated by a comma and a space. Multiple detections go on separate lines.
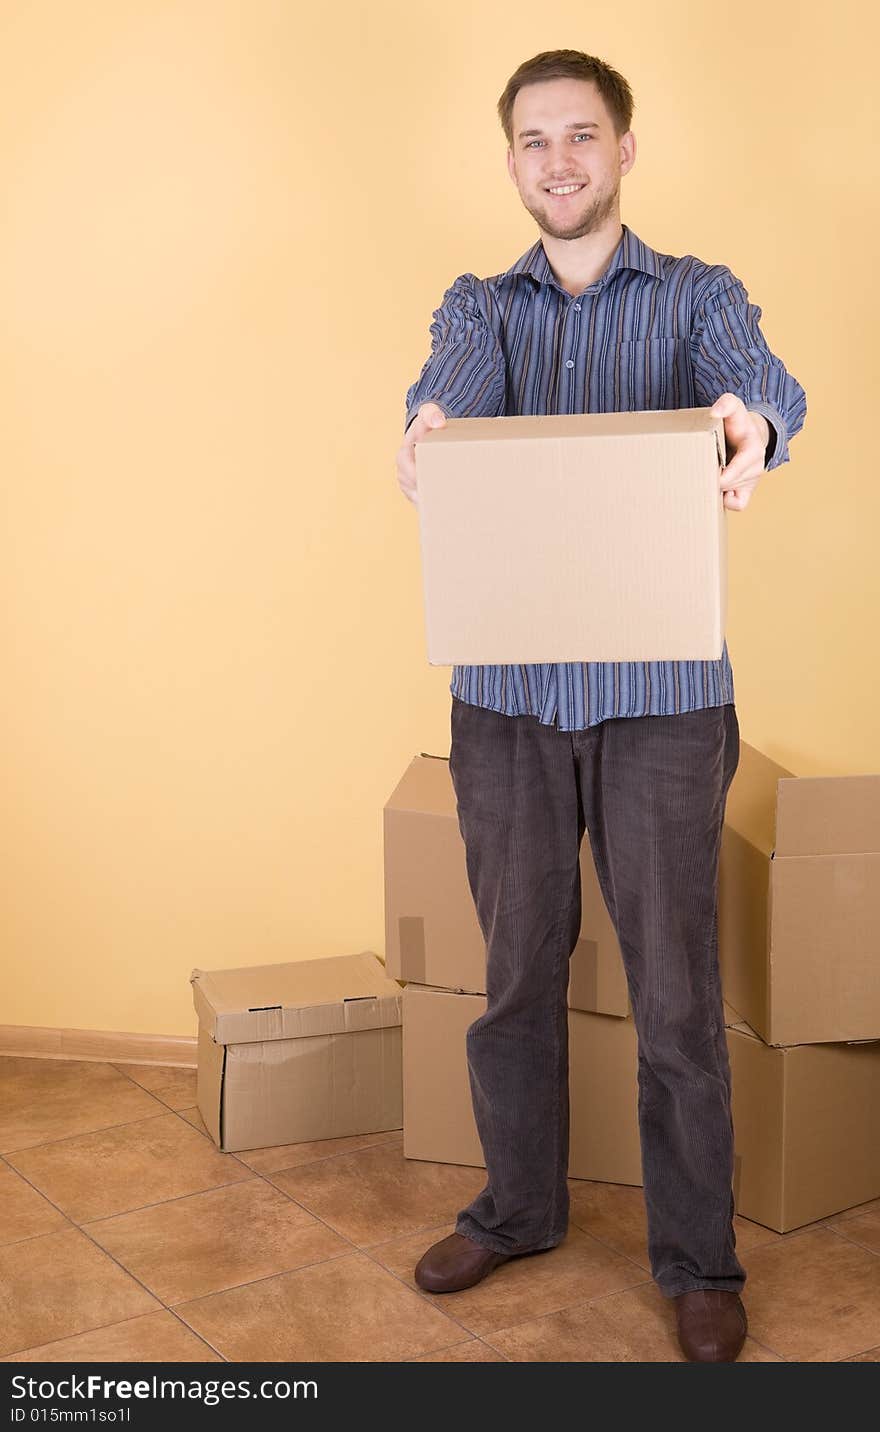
191, 950, 402, 1045
568, 1009, 641, 1185
720, 743, 880, 1045
775, 774, 880, 856
769, 854, 880, 1044
192, 951, 404, 1153
403, 986, 485, 1167
196, 1023, 225, 1147
219, 1026, 403, 1153
401, 985, 641, 1182
384, 753, 629, 1017
415, 408, 727, 664
729, 1023, 880, 1232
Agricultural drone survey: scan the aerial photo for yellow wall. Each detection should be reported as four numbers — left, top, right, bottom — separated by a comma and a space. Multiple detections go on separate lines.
1, 1, 875, 1036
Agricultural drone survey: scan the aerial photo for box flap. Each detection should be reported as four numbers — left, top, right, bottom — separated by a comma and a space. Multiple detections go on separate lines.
417, 407, 724, 446
190, 950, 402, 1045
722, 741, 795, 856
383, 754, 456, 820
775, 774, 880, 857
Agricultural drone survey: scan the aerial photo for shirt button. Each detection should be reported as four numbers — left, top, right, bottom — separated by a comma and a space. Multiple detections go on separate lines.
573, 303, 581, 311
565, 360, 574, 369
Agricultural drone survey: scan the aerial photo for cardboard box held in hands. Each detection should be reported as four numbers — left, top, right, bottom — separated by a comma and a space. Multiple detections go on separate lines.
414, 408, 727, 665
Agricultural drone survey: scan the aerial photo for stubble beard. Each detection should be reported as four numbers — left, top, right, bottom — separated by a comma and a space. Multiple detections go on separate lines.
524, 177, 620, 242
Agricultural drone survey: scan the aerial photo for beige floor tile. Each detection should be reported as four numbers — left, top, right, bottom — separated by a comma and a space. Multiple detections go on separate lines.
2, 1311, 220, 1363
114, 1064, 198, 1111
368, 1221, 649, 1338
87, 1178, 350, 1303
237, 1129, 403, 1176
567, 1179, 782, 1269
176, 1251, 464, 1362
178, 1107, 210, 1138
0, 1057, 164, 1153
731, 1218, 786, 1252
7, 1113, 250, 1223
831, 1197, 880, 1223
567, 1181, 651, 1268
270, 1142, 485, 1246
0, 1167, 68, 1245
826, 1207, 880, 1256
741, 1227, 880, 1361
409, 1340, 506, 1362
485, 1282, 781, 1362
0, 1227, 159, 1358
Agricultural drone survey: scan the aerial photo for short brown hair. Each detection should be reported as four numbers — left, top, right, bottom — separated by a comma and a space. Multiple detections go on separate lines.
497, 49, 634, 147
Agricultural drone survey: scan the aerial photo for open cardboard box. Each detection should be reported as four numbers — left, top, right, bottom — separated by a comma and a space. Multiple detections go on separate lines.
191, 951, 403, 1153
719, 742, 880, 1045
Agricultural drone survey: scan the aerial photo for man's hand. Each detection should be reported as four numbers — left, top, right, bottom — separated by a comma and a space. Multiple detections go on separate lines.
711, 393, 770, 512
396, 402, 447, 506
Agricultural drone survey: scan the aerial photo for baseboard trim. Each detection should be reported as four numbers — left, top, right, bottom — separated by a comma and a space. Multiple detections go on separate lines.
0, 1025, 197, 1067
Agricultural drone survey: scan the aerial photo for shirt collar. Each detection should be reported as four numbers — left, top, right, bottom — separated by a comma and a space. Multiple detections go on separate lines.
506, 223, 662, 293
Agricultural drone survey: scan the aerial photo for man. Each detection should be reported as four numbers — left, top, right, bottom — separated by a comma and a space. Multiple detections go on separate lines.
395, 49, 806, 1363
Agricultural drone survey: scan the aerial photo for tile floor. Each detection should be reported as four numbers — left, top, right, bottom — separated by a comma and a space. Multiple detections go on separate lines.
2, 1054, 879, 1363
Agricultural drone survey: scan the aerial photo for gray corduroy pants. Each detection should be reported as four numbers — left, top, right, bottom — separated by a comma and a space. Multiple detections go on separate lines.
448, 694, 746, 1298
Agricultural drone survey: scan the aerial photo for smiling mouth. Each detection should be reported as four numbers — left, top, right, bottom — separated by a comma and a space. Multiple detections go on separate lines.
545, 183, 586, 199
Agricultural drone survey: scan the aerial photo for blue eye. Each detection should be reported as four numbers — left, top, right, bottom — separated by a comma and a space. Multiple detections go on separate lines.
525, 134, 592, 148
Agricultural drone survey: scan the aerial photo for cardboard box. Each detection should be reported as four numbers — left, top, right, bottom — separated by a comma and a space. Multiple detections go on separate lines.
719, 741, 880, 1045
191, 951, 403, 1152
414, 408, 727, 664
729, 1022, 880, 1232
384, 752, 629, 1017
401, 984, 641, 1184
402, 986, 880, 1231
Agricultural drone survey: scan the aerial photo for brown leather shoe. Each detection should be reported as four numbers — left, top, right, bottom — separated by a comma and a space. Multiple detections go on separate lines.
674, 1290, 748, 1362
414, 1232, 512, 1293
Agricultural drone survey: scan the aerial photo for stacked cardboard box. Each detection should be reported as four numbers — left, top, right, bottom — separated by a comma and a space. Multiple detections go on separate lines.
384, 752, 641, 1185
385, 743, 880, 1233
718, 742, 880, 1230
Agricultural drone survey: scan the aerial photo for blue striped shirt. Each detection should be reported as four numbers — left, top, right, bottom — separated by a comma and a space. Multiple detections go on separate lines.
403, 223, 807, 731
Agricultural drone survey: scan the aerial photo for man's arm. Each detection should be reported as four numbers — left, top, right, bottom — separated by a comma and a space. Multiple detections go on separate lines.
690, 268, 807, 473
402, 272, 506, 434
397, 272, 507, 505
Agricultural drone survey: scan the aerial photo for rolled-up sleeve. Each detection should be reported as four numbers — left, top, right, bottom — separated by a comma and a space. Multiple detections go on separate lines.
403, 272, 507, 434
690, 269, 807, 470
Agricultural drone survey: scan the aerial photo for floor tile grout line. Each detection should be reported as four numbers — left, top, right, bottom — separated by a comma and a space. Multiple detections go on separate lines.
564, 1220, 656, 1278
0, 1160, 224, 1362
167, 1101, 405, 1177
60, 1174, 258, 1228
56, 1213, 229, 1364
6, 1069, 878, 1363
2, 1109, 179, 1158
357, 1240, 488, 1343
9, 1131, 483, 1349
3, 1304, 223, 1365
228, 1133, 405, 1177
5, 1160, 378, 1356
818, 1223, 880, 1259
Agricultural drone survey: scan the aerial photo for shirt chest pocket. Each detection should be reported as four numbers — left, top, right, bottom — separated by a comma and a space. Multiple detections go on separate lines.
601, 336, 694, 413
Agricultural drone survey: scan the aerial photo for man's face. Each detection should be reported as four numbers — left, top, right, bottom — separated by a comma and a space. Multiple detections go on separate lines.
506, 78, 635, 240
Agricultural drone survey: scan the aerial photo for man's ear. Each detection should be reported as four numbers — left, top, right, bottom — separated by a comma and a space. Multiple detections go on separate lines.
619, 129, 636, 177
506, 146, 516, 184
